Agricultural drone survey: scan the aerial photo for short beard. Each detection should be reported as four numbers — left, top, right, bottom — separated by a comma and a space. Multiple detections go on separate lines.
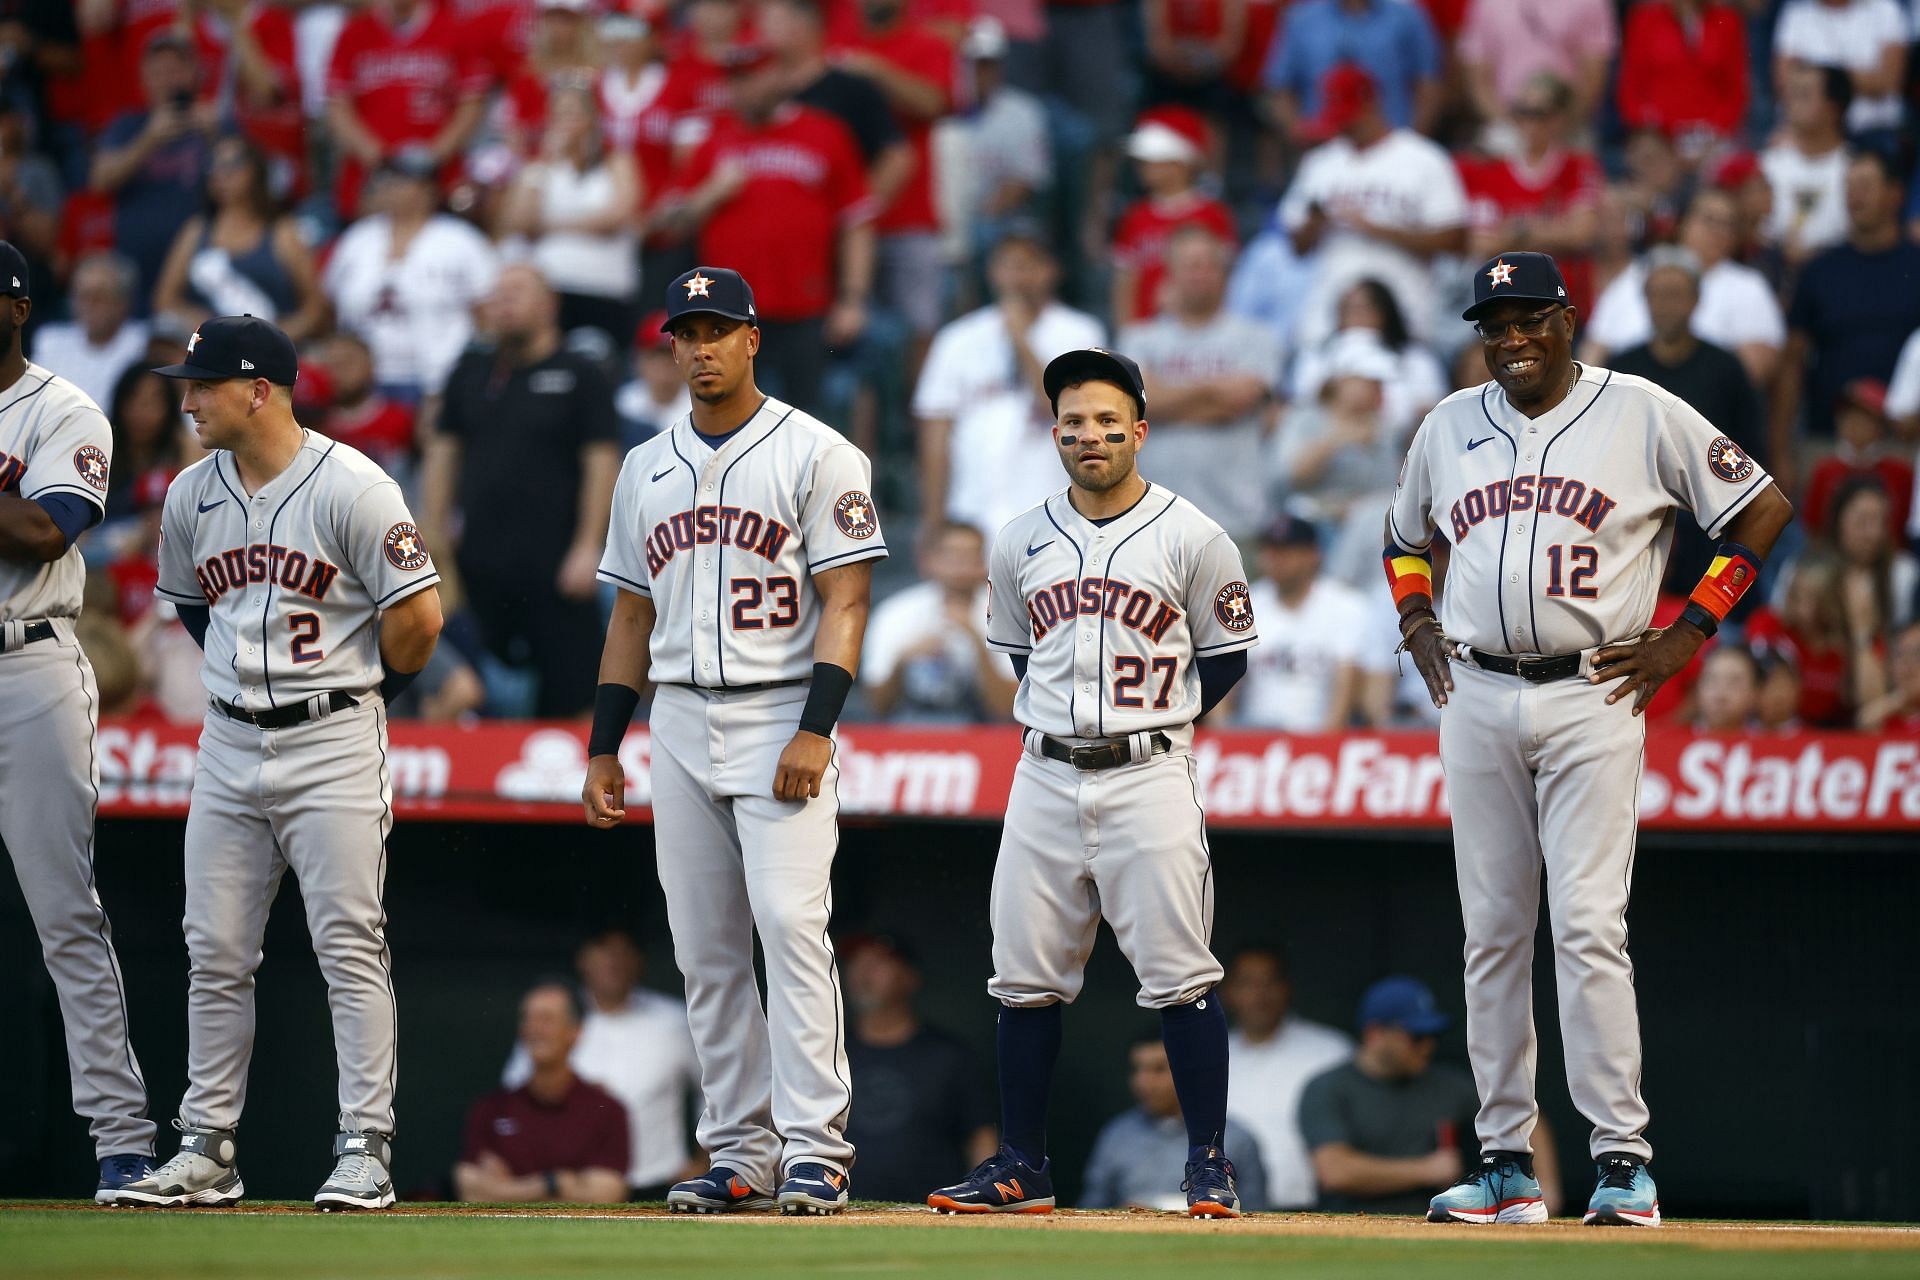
1074, 454, 1135, 493
691, 381, 731, 404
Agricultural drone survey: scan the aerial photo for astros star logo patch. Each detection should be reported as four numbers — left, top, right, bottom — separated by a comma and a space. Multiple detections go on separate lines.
1214, 581, 1255, 632
683, 272, 714, 299
384, 521, 431, 570
1706, 435, 1755, 483
73, 445, 110, 491
834, 490, 877, 539
1486, 259, 1516, 289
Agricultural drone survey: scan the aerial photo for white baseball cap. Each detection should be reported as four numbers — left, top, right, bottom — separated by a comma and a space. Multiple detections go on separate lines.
961, 17, 1010, 60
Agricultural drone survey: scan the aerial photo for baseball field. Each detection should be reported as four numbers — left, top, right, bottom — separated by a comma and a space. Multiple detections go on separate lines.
6, 1204, 1919, 1279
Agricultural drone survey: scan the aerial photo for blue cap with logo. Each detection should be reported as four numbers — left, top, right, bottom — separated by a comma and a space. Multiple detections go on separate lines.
1462, 250, 1569, 321
0, 240, 30, 299
1042, 347, 1148, 418
152, 314, 299, 386
1358, 975, 1451, 1036
661, 266, 757, 331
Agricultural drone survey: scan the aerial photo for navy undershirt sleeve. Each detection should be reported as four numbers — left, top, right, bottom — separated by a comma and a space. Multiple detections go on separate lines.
1197, 650, 1247, 718
176, 604, 210, 649
1010, 654, 1028, 681
32, 493, 101, 548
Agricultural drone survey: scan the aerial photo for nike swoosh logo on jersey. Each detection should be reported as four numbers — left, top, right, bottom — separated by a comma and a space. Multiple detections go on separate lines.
651, 468, 675, 482
1026, 541, 1052, 557
197, 499, 225, 513
1466, 436, 1494, 451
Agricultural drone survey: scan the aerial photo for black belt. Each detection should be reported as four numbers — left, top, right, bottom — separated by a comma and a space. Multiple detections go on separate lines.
1470, 650, 1582, 683
1038, 732, 1172, 771
3, 619, 56, 651
213, 691, 358, 729
667, 679, 808, 694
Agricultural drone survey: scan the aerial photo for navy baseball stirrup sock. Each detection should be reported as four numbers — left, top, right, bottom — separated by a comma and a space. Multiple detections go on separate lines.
1162, 991, 1230, 1150
997, 1003, 1062, 1166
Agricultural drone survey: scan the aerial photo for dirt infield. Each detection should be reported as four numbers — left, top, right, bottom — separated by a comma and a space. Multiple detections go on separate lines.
8, 1200, 1915, 1251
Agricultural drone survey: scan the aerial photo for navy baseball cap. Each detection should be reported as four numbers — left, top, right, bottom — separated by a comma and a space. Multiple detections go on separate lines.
661, 266, 757, 331
153, 315, 299, 386
0, 240, 29, 299
1358, 976, 1451, 1036
1258, 512, 1319, 548
1462, 250, 1570, 321
1043, 347, 1147, 417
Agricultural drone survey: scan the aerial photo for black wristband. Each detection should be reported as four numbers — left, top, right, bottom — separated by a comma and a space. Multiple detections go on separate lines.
1678, 601, 1719, 640
797, 662, 854, 737
589, 682, 642, 757
379, 662, 419, 705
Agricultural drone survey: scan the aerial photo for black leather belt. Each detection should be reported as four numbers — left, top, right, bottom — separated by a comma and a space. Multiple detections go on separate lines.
1470, 650, 1582, 683
213, 691, 358, 729
1039, 732, 1172, 771
4, 619, 56, 650
665, 679, 808, 694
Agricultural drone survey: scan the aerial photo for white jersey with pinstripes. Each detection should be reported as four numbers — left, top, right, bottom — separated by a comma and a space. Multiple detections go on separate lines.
1389, 364, 1773, 656
986, 483, 1259, 738
0, 363, 112, 621
154, 430, 441, 709
598, 396, 889, 687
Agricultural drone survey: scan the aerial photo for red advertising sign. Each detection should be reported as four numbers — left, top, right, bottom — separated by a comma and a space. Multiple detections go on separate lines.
93, 721, 1920, 831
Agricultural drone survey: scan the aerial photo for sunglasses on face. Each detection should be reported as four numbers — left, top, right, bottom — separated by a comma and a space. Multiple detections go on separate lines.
1474, 307, 1562, 343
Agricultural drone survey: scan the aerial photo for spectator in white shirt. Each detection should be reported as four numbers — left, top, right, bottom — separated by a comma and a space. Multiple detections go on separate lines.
1286, 278, 1448, 442
1222, 944, 1352, 1210
1772, 0, 1910, 135
1122, 227, 1284, 541
29, 252, 149, 411
322, 148, 500, 403
1229, 514, 1389, 729
502, 929, 703, 1198
947, 19, 1052, 278
1582, 186, 1787, 385
1762, 62, 1855, 266
914, 226, 1103, 539
860, 520, 1015, 723
1279, 62, 1468, 346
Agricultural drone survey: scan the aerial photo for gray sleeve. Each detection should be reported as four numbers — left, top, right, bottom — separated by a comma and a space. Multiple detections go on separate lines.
597, 453, 653, 595
800, 442, 888, 573
345, 481, 441, 608
984, 528, 1031, 653
22, 396, 112, 514
1185, 531, 1258, 655
155, 480, 203, 605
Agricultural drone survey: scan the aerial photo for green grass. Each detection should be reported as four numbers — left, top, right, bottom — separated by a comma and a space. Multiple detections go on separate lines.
2, 1209, 1915, 1280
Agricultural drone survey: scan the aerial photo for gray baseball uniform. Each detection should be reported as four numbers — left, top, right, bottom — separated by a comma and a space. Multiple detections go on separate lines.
0, 363, 153, 1160
1389, 365, 1775, 1161
155, 430, 440, 1138
983, 484, 1257, 1009
598, 396, 887, 1190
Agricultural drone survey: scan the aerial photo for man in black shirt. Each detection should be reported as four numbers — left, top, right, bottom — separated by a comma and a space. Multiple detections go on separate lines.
423, 264, 620, 716
760, 0, 914, 201
841, 935, 997, 1203
1610, 247, 1766, 602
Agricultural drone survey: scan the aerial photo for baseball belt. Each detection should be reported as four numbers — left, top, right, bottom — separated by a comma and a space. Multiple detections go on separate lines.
1038, 732, 1173, 771
1466, 650, 1582, 684
212, 690, 359, 729
0, 619, 56, 653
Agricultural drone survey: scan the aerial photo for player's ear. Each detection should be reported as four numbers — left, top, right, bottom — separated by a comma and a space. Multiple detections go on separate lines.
1562, 305, 1578, 342
748, 325, 760, 357
1135, 417, 1149, 450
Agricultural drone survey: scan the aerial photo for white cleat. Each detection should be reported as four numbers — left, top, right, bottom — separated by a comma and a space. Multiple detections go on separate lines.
111, 1122, 245, 1207
314, 1130, 396, 1212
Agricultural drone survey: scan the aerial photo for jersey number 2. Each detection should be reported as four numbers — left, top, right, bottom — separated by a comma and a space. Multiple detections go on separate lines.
1113, 656, 1177, 709
1545, 544, 1598, 599
289, 612, 324, 664
730, 577, 799, 630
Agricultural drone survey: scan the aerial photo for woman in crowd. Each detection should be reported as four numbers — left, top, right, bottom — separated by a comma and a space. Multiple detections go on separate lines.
101, 363, 196, 528
1286, 279, 1448, 439
150, 135, 328, 341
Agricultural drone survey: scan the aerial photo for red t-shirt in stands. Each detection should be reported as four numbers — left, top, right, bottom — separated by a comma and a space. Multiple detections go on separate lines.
1458, 148, 1603, 314
1111, 190, 1238, 322
460, 1077, 630, 1179
1745, 607, 1853, 728
829, 19, 954, 235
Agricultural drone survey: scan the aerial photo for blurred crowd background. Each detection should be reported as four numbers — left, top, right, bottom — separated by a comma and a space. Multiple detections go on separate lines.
6, 0, 1920, 734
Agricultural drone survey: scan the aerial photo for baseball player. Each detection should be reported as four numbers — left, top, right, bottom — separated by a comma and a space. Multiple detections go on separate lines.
115, 316, 444, 1210
1386, 252, 1792, 1226
0, 241, 157, 1202
927, 349, 1258, 1218
583, 267, 885, 1216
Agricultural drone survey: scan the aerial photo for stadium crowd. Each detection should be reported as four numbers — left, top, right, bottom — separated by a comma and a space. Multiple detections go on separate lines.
4, 0, 1920, 732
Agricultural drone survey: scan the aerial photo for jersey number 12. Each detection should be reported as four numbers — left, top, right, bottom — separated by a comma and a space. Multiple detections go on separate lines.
1544, 544, 1599, 599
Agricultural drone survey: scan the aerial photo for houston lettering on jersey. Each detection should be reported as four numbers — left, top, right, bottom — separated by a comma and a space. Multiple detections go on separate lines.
644, 504, 793, 575
0, 451, 22, 489
193, 544, 341, 605
1450, 474, 1619, 542
1027, 576, 1182, 643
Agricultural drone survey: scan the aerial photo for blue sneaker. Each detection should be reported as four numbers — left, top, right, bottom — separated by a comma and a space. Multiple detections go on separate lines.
1184, 1145, 1242, 1219
778, 1161, 849, 1215
1428, 1151, 1549, 1224
666, 1166, 775, 1214
1584, 1153, 1660, 1227
928, 1145, 1055, 1214
96, 1153, 155, 1206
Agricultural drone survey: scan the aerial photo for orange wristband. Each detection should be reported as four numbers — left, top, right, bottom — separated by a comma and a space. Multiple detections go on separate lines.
1687, 542, 1762, 624
1384, 546, 1434, 608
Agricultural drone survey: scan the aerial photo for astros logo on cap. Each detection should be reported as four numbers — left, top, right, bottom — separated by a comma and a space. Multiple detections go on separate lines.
1486, 259, 1515, 288
187, 329, 203, 354
684, 273, 714, 299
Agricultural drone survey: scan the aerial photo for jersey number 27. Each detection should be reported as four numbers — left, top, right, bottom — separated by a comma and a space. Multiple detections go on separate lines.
1113, 655, 1178, 709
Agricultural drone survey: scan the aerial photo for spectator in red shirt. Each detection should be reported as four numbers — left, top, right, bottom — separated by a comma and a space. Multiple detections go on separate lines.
1143, 0, 1248, 118
597, 11, 675, 199
660, 0, 756, 152
185, 0, 306, 198
1803, 378, 1915, 538
455, 983, 631, 1204
325, 0, 489, 217
1110, 106, 1236, 324
1459, 72, 1603, 314
498, 0, 602, 156
1857, 619, 1920, 731
318, 330, 418, 480
1615, 0, 1749, 148
1746, 554, 1857, 726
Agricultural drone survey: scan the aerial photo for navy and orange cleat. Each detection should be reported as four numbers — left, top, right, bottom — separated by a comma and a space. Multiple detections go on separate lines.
667, 1166, 776, 1214
927, 1145, 1055, 1214
1184, 1145, 1242, 1219
779, 1162, 850, 1215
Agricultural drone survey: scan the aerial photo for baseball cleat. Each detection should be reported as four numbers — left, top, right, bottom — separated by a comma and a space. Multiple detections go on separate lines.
1584, 1152, 1660, 1226
1427, 1151, 1549, 1224
314, 1130, 395, 1211
778, 1161, 849, 1215
95, 1153, 155, 1205
1184, 1145, 1242, 1219
667, 1167, 777, 1214
111, 1122, 244, 1207
927, 1145, 1055, 1214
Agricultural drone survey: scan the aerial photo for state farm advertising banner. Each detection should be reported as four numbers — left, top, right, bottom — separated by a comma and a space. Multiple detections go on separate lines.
94, 721, 1920, 831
